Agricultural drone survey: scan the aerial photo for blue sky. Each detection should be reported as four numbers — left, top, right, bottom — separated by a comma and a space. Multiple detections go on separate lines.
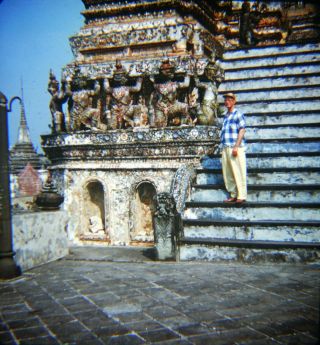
0, 0, 84, 152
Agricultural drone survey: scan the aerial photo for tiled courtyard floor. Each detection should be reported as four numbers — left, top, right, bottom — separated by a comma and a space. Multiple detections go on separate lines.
0, 247, 319, 345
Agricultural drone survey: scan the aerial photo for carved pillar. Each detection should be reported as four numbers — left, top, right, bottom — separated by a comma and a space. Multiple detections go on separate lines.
153, 192, 181, 260
0, 92, 21, 279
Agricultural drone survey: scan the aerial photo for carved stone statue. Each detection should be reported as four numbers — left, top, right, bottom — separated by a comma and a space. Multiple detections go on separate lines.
239, 1, 259, 46
153, 192, 180, 260
50, 56, 223, 133
48, 70, 69, 133
104, 60, 143, 129
187, 24, 204, 56
191, 53, 225, 125
149, 59, 193, 127
88, 215, 105, 235
82, 181, 107, 239
68, 67, 107, 131
135, 95, 149, 128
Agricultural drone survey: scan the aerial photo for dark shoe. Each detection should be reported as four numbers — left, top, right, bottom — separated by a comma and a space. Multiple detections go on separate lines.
224, 197, 237, 203
235, 199, 246, 204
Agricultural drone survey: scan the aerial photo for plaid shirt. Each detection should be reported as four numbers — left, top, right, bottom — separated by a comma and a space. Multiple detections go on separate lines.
220, 108, 246, 147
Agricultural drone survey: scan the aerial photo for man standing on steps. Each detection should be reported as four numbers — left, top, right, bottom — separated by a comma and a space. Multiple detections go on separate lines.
220, 92, 247, 203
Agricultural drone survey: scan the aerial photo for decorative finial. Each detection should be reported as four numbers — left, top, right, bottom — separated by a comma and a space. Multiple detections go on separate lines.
20, 77, 24, 102
16, 95, 32, 145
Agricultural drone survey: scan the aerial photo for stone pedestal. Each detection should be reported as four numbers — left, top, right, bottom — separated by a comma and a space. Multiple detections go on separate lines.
154, 215, 176, 260
41, 126, 219, 246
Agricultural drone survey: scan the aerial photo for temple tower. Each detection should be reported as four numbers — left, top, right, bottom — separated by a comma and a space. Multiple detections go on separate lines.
41, 1, 320, 261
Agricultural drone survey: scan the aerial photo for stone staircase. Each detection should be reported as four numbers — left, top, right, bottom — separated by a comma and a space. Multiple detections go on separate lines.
180, 42, 320, 262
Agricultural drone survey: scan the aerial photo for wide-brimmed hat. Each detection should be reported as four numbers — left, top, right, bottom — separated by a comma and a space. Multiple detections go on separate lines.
223, 92, 236, 101
160, 59, 174, 70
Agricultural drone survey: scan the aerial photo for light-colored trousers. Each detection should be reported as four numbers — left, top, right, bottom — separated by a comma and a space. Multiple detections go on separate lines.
221, 147, 247, 200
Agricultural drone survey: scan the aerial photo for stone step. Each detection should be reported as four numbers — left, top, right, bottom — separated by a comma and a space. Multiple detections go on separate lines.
183, 202, 320, 221
220, 75, 320, 92
182, 219, 320, 243
179, 238, 320, 262
224, 62, 320, 80
217, 86, 320, 103
226, 99, 320, 114
191, 184, 320, 203
245, 138, 320, 154
179, 43, 320, 264
221, 51, 320, 70
223, 43, 320, 60
245, 124, 320, 140
242, 111, 320, 127
196, 167, 320, 185
201, 153, 320, 169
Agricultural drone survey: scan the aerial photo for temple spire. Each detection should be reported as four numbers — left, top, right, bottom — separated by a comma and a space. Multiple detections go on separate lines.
17, 98, 32, 144
16, 80, 32, 144
9, 86, 42, 174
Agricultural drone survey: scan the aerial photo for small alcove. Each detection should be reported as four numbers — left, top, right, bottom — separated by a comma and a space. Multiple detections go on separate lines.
130, 181, 157, 244
81, 180, 107, 240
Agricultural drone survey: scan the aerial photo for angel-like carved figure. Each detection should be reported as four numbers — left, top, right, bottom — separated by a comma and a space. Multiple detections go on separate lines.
67, 67, 106, 131
104, 61, 144, 129
148, 59, 193, 127
190, 53, 224, 125
48, 70, 70, 133
239, 1, 264, 46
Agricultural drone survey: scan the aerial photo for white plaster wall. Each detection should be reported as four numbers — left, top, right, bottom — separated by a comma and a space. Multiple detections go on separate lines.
12, 211, 69, 272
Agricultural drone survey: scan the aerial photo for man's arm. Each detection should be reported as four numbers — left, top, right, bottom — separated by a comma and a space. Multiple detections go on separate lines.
232, 128, 245, 157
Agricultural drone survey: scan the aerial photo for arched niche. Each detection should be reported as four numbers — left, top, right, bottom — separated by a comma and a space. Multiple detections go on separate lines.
80, 180, 108, 241
130, 181, 157, 245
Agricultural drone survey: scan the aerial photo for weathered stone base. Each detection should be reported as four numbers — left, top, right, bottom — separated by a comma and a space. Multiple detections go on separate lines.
180, 245, 320, 263
42, 126, 218, 247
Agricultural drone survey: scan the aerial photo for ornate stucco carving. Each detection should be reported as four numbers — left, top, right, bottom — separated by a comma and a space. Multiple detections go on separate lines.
170, 164, 196, 214
50, 56, 224, 133
49, 1, 318, 135
42, 126, 219, 163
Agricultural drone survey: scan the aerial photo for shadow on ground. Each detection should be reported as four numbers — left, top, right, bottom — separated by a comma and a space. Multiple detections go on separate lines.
67, 245, 158, 262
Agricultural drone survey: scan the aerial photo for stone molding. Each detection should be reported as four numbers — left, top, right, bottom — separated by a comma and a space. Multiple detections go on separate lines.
42, 126, 219, 162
